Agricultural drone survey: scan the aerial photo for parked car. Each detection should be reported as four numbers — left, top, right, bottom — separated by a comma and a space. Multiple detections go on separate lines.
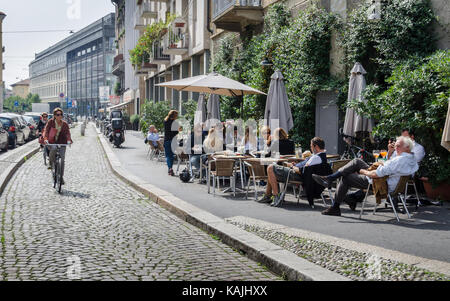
22, 115, 39, 140
24, 112, 42, 125
0, 114, 27, 148
0, 120, 8, 151
7, 114, 31, 142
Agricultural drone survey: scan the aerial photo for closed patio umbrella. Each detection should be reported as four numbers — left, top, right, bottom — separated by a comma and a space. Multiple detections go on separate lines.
194, 93, 207, 127
343, 62, 373, 139
206, 94, 221, 129
441, 100, 450, 152
264, 70, 294, 133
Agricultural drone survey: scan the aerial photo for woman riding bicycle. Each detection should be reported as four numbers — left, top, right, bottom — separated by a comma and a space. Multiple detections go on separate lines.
43, 108, 73, 184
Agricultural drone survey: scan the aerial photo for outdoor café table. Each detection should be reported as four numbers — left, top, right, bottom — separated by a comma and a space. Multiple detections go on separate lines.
213, 154, 248, 192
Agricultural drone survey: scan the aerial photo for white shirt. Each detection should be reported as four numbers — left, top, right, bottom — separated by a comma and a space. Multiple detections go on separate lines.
389, 141, 425, 164
375, 152, 419, 193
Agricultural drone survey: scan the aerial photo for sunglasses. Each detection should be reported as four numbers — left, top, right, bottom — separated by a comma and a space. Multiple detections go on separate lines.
55, 113, 62, 116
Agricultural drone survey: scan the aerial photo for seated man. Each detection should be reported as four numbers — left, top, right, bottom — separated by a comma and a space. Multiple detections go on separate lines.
257, 137, 328, 207
147, 125, 163, 151
388, 128, 425, 164
313, 136, 419, 216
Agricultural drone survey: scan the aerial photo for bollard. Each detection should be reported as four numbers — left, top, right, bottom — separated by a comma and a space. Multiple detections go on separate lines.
81, 122, 86, 136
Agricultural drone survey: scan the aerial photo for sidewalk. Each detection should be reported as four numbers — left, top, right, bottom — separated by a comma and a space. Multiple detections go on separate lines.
108, 130, 450, 274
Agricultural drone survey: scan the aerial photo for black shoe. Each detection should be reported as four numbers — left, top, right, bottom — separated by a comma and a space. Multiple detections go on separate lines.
312, 174, 331, 188
321, 206, 341, 216
347, 200, 357, 211
257, 194, 272, 203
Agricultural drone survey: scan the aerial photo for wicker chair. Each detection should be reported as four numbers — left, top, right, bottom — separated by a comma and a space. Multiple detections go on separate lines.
209, 158, 236, 196
359, 175, 412, 222
244, 159, 268, 200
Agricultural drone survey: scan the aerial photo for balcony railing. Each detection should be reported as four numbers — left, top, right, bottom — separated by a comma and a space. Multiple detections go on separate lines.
140, 1, 157, 19
213, 0, 262, 19
162, 29, 189, 56
150, 41, 170, 64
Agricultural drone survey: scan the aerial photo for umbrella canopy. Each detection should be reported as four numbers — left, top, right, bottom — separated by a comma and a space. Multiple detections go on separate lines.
343, 62, 373, 138
156, 72, 265, 97
194, 93, 207, 127
441, 100, 450, 152
264, 70, 294, 133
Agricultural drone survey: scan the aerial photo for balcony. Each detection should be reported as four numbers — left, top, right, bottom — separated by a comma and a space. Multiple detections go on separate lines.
150, 41, 170, 65
140, 1, 157, 19
212, 0, 263, 32
134, 65, 148, 77
112, 53, 125, 76
134, 10, 146, 31
162, 30, 189, 56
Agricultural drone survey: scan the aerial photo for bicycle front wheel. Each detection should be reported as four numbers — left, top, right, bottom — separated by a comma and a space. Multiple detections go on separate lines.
56, 159, 63, 193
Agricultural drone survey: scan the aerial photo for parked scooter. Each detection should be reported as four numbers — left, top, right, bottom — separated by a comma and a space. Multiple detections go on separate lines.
109, 110, 125, 148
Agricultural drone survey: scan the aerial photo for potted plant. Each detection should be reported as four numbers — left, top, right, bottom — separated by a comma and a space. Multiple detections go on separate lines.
130, 114, 141, 131
419, 154, 450, 201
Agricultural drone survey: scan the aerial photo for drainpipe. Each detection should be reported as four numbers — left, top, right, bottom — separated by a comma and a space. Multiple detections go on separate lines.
207, 0, 213, 34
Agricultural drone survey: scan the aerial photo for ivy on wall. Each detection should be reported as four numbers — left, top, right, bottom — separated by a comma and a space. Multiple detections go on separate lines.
212, 3, 340, 147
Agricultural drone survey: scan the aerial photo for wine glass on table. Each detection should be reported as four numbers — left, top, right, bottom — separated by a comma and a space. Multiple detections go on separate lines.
372, 150, 380, 162
380, 149, 388, 161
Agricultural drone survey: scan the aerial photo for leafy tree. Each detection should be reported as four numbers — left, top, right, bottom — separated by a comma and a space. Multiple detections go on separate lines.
140, 100, 171, 134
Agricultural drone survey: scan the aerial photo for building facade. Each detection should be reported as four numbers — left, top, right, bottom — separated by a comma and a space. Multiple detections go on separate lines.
0, 11, 6, 113
111, 0, 212, 116
11, 79, 30, 98
29, 13, 116, 116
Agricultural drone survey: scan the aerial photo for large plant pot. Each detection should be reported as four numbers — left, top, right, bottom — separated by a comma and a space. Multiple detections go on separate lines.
420, 178, 450, 201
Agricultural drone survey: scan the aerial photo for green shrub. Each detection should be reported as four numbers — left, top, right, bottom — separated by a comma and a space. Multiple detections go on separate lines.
140, 100, 171, 133
349, 50, 450, 185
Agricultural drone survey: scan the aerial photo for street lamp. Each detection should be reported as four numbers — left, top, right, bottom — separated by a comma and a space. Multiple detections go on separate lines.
260, 57, 273, 67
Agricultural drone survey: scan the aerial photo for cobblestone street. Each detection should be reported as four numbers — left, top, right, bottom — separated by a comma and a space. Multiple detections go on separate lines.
0, 125, 279, 281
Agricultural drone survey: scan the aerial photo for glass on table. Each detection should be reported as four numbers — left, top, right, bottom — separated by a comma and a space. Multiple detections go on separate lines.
380, 149, 388, 160
372, 150, 380, 161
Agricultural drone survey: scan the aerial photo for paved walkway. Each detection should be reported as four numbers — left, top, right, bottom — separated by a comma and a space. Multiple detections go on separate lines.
0, 125, 278, 281
112, 130, 450, 263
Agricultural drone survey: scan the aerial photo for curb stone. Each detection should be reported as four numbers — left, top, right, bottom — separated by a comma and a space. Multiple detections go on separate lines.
95, 125, 349, 281
0, 141, 40, 197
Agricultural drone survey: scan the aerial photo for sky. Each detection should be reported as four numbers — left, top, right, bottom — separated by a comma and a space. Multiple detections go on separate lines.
1, 0, 115, 89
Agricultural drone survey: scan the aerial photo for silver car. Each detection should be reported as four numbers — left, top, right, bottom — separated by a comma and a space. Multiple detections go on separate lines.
0, 120, 8, 151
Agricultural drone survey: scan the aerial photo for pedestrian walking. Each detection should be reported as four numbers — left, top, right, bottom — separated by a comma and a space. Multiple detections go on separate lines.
164, 110, 180, 176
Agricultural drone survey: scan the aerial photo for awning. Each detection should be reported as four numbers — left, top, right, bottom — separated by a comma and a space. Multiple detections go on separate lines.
106, 100, 133, 112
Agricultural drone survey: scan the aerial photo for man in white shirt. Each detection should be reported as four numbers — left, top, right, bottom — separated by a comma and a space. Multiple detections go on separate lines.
258, 137, 327, 207
388, 129, 425, 164
315, 136, 418, 216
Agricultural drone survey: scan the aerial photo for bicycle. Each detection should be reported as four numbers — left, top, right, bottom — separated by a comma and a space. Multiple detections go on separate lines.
46, 143, 71, 194
339, 130, 374, 163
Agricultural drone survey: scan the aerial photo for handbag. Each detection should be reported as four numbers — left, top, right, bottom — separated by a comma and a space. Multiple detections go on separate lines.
48, 127, 58, 144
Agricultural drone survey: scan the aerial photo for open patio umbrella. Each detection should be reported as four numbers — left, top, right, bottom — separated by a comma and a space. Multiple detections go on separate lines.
343, 62, 374, 139
156, 72, 265, 97
441, 100, 450, 152
194, 93, 207, 127
264, 70, 294, 133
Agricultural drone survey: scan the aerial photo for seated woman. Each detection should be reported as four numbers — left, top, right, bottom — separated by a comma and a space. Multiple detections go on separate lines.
267, 127, 295, 156
240, 126, 257, 155
203, 127, 224, 154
